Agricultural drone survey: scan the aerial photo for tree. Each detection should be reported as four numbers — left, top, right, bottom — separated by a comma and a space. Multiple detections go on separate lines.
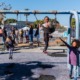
33, 18, 60, 28
71, 18, 75, 28
0, 14, 4, 25
33, 20, 44, 28
4, 18, 17, 24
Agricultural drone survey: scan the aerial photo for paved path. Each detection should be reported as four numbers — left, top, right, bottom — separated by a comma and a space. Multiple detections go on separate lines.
0, 47, 80, 80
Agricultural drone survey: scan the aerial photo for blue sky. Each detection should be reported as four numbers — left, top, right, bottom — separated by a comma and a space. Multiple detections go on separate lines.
0, 0, 80, 27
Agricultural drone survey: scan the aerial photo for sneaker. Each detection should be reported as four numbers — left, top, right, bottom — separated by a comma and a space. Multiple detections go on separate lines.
9, 56, 13, 59
43, 51, 48, 54
69, 75, 73, 79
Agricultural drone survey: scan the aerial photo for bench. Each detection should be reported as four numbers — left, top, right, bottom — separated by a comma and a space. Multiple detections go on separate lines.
40, 47, 67, 53
47, 48, 67, 53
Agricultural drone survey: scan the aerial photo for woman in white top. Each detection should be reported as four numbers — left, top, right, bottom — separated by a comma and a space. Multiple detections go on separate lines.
42, 16, 51, 53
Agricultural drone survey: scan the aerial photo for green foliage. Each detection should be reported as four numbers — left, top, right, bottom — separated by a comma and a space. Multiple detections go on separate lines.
0, 18, 3, 25
58, 25, 67, 32
33, 18, 59, 28
59, 26, 66, 29
71, 18, 75, 28
33, 20, 44, 28
4, 18, 17, 24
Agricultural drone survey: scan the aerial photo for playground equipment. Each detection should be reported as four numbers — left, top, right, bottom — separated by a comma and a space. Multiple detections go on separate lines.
0, 10, 79, 43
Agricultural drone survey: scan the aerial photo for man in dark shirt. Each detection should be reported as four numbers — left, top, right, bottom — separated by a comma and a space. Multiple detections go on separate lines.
3, 27, 7, 42
29, 24, 33, 48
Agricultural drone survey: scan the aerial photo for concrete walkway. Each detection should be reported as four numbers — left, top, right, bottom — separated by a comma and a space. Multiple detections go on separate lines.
0, 47, 80, 80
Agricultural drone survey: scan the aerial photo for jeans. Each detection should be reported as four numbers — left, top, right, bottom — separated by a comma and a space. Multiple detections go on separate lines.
29, 34, 33, 42
69, 65, 78, 80
43, 33, 49, 51
37, 35, 39, 42
37, 35, 40, 47
0, 36, 3, 43
9, 48, 13, 59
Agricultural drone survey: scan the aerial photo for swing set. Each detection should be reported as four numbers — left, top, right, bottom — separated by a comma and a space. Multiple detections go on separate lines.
0, 10, 79, 43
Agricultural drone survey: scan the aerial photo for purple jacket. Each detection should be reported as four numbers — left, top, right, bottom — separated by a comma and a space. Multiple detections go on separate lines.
60, 38, 80, 66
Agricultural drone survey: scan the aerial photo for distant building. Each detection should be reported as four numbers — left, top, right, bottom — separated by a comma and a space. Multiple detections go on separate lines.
17, 21, 33, 26
4, 21, 33, 29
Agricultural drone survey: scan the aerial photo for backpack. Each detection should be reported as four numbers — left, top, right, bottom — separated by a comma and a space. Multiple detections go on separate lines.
49, 21, 56, 33
49, 25, 55, 33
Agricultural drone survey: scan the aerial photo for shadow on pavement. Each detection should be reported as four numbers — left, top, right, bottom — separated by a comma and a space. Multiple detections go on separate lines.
48, 52, 67, 57
0, 51, 21, 55
0, 61, 55, 80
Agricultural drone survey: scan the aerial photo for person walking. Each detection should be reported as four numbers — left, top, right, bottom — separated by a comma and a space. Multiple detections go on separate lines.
20, 29, 24, 43
0, 27, 3, 36
29, 24, 33, 48
5, 36, 14, 59
3, 27, 7, 42
3, 27, 7, 49
15, 28, 19, 44
35, 24, 42, 47
26, 29, 29, 43
11, 27, 16, 44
